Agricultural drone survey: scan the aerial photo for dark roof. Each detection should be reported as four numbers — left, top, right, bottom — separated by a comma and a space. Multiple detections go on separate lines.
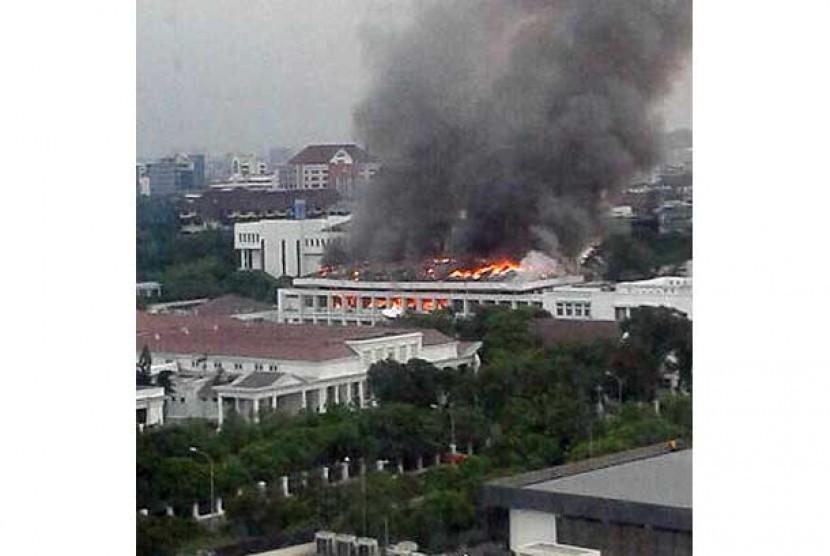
531, 319, 621, 347
235, 372, 284, 389
481, 443, 692, 532
289, 144, 379, 165
137, 313, 454, 362
193, 295, 274, 317
178, 188, 342, 223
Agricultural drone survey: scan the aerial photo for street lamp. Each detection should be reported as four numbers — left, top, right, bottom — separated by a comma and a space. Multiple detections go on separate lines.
605, 371, 624, 405
189, 446, 215, 515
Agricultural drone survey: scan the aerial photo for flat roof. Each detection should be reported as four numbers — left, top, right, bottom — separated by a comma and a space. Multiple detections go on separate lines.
527, 449, 691, 509
481, 444, 692, 532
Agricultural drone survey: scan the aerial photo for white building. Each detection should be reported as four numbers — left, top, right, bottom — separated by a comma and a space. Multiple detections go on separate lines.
277, 275, 584, 325
136, 386, 165, 428
276, 274, 690, 325
235, 214, 350, 278
544, 276, 692, 322
137, 312, 481, 426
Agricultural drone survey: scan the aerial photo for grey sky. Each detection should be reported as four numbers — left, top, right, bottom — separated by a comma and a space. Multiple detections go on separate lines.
137, 0, 691, 159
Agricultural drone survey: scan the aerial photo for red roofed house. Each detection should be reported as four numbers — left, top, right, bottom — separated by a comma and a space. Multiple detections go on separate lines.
283, 144, 380, 196
136, 312, 480, 427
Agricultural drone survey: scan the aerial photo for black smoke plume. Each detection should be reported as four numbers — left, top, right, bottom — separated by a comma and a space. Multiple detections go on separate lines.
347, 0, 691, 263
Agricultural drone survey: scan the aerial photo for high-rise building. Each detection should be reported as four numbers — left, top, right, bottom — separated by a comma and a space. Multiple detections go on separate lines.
145, 153, 206, 196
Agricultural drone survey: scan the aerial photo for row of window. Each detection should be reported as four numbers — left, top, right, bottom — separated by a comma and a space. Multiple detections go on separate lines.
304, 237, 333, 248
238, 232, 260, 243
360, 343, 419, 366
191, 359, 278, 372
555, 301, 592, 318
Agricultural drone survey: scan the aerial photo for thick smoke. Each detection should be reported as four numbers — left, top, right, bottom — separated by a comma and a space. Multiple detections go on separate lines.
348, 0, 691, 263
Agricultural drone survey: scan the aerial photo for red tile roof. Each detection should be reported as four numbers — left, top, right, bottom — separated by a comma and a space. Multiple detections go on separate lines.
288, 144, 378, 165
136, 312, 452, 362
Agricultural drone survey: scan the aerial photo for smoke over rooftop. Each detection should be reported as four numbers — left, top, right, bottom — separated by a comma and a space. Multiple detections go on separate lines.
346, 0, 691, 263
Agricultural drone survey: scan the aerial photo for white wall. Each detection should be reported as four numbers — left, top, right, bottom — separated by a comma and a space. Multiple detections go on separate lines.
510, 509, 558, 552
543, 278, 693, 321
234, 216, 350, 278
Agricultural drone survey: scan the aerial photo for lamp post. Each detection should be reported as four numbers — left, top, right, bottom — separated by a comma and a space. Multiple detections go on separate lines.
189, 446, 215, 515
605, 371, 624, 406
431, 400, 457, 455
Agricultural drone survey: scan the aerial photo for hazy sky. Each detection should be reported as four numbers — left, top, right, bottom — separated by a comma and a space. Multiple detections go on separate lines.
137, 0, 691, 159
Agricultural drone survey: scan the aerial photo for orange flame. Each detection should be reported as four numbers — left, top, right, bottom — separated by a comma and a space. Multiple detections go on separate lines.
448, 259, 521, 280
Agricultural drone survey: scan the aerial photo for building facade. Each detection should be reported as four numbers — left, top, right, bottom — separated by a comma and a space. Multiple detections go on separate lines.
235, 214, 350, 278
282, 144, 380, 195
146, 153, 206, 196
137, 313, 481, 426
136, 386, 165, 428
543, 277, 692, 322
275, 275, 690, 325
277, 276, 583, 325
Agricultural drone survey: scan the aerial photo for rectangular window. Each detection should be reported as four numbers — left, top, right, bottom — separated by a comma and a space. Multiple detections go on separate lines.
565, 303, 573, 316
584, 304, 591, 318
556, 302, 564, 316
574, 304, 583, 317
255, 363, 263, 371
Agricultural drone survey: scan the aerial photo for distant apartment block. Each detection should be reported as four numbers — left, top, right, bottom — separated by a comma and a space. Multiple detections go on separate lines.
282, 144, 380, 197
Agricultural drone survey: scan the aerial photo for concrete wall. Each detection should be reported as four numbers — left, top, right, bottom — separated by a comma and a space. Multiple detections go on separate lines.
556, 516, 692, 556
543, 283, 692, 322
510, 509, 558, 552
234, 216, 349, 278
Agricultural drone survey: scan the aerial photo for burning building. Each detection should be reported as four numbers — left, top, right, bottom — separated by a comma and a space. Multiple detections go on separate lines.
276, 254, 691, 325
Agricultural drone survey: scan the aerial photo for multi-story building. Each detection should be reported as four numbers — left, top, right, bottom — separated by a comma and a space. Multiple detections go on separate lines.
277, 275, 583, 326
282, 144, 380, 196
146, 153, 206, 196
235, 213, 351, 278
177, 188, 343, 232
276, 275, 691, 325
136, 312, 481, 426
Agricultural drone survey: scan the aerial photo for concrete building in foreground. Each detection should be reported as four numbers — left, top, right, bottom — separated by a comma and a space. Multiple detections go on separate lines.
481, 444, 692, 556
136, 312, 480, 426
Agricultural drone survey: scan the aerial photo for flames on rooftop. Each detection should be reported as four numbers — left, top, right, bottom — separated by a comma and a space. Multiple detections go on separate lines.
315, 250, 565, 283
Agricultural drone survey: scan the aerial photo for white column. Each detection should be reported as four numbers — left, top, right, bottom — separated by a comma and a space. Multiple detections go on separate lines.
357, 381, 365, 408
252, 398, 260, 423
272, 394, 278, 411
217, 395, 224, 428
319, 387, 328, 413
281, 475, 291, 497
321, 466, 329, 483
341, 461, 350, 481
333, 385, 340, 405
301, 390, 307, 410
234, 397, 240, 414
345, 382, 353, 405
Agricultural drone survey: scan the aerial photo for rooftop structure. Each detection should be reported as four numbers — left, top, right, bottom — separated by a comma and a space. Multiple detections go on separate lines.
482, 444, 692, 556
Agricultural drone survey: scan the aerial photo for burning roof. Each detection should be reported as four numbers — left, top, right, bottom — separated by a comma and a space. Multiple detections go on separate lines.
315, 250, 567, 283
